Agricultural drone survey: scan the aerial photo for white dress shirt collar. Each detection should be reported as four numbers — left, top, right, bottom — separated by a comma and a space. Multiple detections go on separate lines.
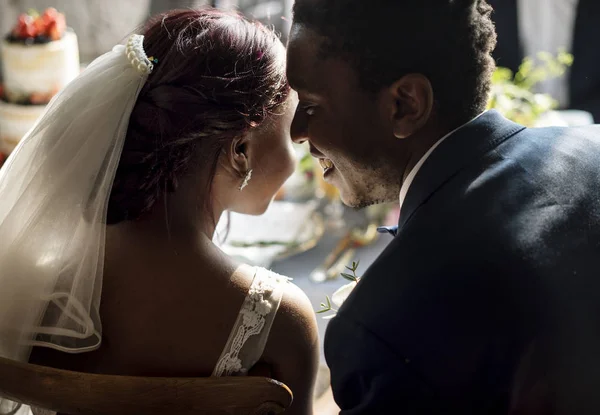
398, 112, 486, 211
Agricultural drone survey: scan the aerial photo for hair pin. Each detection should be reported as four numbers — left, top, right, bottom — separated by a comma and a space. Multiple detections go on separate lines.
148, 56, 159, 64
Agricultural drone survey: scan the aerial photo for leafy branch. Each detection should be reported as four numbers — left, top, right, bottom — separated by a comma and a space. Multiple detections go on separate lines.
340, 260, 360, 283
316, 295, 335, 314
317, 260, 361, 316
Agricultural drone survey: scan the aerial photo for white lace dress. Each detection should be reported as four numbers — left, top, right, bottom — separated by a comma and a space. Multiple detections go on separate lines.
23, 267, 288, 415
212, 267, 289, 376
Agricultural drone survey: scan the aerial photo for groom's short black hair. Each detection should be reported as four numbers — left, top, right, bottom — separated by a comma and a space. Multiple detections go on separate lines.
292, 0, 497, 126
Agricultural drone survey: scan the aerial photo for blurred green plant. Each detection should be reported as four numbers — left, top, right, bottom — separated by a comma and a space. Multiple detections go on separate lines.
488, 50, 573, 126
298, 152, 315, 178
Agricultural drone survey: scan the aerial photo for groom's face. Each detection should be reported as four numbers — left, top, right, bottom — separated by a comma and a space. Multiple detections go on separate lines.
287, 25, 401, 208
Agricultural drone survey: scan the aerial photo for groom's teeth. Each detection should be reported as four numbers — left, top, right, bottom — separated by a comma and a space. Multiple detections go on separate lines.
319, 158, 333, 170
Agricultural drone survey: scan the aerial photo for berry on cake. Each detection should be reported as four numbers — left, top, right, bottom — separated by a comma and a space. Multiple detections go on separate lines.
9, 8, 67, 44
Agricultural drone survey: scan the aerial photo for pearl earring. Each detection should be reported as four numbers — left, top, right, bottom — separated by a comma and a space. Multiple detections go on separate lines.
239, 169, 253, 191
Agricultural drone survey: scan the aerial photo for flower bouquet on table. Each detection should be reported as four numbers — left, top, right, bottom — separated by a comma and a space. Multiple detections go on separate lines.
488, 50, 573, 126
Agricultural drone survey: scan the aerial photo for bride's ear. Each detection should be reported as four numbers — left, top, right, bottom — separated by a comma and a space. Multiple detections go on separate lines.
225, 133, 252, 178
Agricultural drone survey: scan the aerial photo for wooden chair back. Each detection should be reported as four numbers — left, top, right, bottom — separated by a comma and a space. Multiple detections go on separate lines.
0, 356, 292, 415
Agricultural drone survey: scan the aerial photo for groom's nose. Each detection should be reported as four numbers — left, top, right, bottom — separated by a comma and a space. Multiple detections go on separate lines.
290, 108, 308, 145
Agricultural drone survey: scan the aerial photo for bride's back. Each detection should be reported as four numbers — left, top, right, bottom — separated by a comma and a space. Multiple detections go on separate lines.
29, 8, 318, 415
32, 228, 318, 413
34, 223, 254, 372
93, 226, 250, 376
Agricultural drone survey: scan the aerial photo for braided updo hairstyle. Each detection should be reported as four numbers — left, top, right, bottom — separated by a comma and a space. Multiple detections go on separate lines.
107, 9, 290, 224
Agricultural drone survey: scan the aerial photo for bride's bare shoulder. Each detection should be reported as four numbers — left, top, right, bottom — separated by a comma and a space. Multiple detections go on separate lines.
274, 278, 319, 352
260, 270, 320, 415
228, 263, 257, 287
230, 264, 318, 350
233, 265, 317, 349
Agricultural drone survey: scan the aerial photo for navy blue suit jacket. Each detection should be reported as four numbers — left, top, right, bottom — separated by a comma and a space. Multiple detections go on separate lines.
325, 111, 600, 414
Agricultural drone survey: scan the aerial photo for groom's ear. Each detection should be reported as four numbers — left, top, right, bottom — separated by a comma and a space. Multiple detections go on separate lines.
387, 74, 434, 139
226, 134, 252, 177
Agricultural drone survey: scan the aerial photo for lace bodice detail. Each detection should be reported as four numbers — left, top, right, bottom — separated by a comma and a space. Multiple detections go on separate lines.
212, 267, 288, 377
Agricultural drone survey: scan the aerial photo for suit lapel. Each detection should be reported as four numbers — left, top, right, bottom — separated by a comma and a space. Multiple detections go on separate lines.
397, 110, 525, 231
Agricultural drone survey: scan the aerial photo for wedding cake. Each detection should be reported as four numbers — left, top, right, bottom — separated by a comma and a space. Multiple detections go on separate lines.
0, 8, 79, 155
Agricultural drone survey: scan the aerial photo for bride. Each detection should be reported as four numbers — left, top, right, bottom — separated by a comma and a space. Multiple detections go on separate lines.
0, 8, 318, 415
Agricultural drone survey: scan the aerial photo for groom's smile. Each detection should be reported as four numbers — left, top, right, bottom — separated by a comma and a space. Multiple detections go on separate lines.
318, 158, 334, 176
286, 25, 406, 208
311, 146, 334, 178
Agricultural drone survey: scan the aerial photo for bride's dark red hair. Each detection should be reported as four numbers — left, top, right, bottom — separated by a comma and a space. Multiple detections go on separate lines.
107, 8, 290, 224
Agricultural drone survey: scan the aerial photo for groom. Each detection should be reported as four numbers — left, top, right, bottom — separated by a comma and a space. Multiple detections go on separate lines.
287, 0, 600, 413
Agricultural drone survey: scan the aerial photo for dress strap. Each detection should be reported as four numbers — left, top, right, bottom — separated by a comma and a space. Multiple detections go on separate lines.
212, 268, 288, 377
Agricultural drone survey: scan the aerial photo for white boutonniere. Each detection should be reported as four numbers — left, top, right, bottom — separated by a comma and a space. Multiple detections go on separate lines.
317, 261, 361, 319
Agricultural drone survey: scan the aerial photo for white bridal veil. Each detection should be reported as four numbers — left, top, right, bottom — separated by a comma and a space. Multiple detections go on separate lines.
0, 35, 153, 414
